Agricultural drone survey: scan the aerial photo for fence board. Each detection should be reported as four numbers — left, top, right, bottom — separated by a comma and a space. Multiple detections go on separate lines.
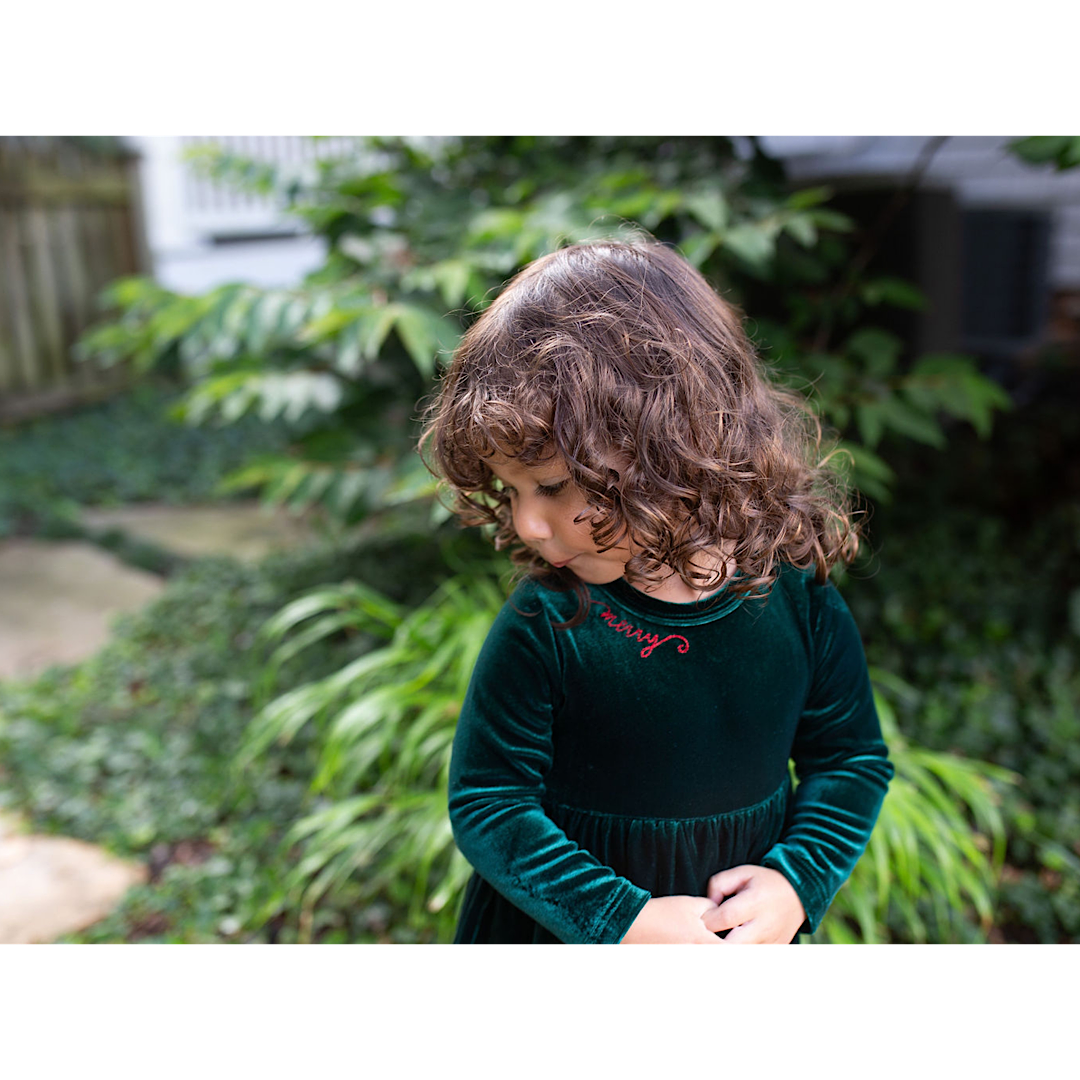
0, 137, 146, 421
0, 209, 38, 391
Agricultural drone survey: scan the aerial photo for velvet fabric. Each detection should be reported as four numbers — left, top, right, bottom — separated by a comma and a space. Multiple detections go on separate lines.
448, 564, 894, 944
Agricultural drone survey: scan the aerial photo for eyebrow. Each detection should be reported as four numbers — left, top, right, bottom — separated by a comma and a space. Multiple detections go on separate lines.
489, 463, 570, 482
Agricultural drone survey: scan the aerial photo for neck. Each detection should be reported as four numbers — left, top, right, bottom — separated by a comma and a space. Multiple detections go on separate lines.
627, 547, 736, 604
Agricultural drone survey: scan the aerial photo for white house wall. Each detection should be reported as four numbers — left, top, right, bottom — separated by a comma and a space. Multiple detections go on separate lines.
124, 136, 337, 293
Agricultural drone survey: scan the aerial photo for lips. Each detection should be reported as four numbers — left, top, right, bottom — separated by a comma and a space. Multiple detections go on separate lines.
547, 555, 575, 568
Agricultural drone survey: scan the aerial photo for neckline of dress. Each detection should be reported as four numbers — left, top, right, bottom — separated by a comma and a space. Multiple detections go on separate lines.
598, 574, 746, 626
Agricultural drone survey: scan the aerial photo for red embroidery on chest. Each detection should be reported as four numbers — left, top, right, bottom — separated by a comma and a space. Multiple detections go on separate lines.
591, 602, 690, 659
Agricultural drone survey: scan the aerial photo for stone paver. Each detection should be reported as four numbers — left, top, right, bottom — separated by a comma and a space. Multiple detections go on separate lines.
0, 813, 146, 944
0, 539, 165, 681
81, 503, 313, 562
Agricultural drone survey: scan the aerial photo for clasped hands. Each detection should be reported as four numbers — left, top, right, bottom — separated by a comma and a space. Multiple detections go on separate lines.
620, 865, 805, 944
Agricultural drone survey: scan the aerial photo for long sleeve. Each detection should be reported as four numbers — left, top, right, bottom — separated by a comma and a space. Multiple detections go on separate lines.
448, 593, 651, 944
759, 581, 894, 933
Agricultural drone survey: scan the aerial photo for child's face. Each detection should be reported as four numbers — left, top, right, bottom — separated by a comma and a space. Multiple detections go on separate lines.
486, 453, 632, 584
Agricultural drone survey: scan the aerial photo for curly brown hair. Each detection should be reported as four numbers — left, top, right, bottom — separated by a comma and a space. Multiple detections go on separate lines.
420, 240, 858, 622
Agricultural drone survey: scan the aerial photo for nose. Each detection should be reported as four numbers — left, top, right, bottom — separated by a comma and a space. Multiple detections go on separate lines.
512, 495, 553, 545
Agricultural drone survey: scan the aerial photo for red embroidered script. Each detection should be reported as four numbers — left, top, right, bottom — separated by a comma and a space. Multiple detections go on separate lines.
591, 602, 690, 659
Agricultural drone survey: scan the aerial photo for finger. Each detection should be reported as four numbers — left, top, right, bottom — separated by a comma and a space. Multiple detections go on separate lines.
690, 897, 723, 938
700, 910, 728, 934
701, 896, 749, 933
706, 865, 754, 904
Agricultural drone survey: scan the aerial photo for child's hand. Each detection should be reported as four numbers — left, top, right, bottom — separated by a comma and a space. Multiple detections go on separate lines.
702, 865, 806, 943
620, 896, 724, 944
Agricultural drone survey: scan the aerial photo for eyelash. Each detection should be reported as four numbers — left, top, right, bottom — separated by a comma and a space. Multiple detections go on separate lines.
501, 479, 569, 499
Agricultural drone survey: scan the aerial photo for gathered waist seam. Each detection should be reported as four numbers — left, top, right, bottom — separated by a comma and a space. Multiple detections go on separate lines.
543, 776, 790, 827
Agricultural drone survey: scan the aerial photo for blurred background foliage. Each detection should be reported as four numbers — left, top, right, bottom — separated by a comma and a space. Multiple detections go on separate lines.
76, 136, 1009, 509
2, 136, 1076, 943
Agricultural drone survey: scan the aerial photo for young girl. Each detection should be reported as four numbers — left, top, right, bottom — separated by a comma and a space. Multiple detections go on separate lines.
423, 240, 893, 944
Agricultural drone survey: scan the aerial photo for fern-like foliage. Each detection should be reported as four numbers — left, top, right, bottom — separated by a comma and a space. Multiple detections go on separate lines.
816, 670, 1013, 943
241, 574, 501, 941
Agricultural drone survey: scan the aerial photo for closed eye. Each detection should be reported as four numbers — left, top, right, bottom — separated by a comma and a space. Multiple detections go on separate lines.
535, 479, 569, 497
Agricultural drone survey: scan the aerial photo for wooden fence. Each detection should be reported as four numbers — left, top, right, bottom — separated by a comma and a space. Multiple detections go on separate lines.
0, 137, 147, 422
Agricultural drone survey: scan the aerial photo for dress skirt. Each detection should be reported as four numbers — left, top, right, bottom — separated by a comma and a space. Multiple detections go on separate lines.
454, 778, 792, 944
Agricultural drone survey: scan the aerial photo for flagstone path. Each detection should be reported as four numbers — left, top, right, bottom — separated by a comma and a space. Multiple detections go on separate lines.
0, 503, 311, 942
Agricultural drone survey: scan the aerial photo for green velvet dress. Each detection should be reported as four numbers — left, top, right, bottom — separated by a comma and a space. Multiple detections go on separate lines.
448, 564, 894, 944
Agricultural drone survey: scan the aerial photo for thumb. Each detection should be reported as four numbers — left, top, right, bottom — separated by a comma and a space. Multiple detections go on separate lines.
701, 895, 746, 934
707, 864, 755, 904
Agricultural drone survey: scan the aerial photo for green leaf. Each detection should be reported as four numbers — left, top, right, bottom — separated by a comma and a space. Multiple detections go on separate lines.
855, 403, 885, 448
782, 214, 817, 248
249, 290, 298, 353
393, 305, 460, 378
357, 306, 398, 361
831, 441, 897, 502
877, 396, 948, 449
904, 353, 1011, 437
720, 224, 775, 274
860, 277, 926, 310
678, 231, 722, 267
334, 324, 364, 377
381, 457, 441, 507
301, 305, 362, 343
684, 190, 729, 232
433, 260, 471, 309
806, 208, 854, 233
846, 328, 903, 378
467, 208, 527, 244
785, 186, 833, 210
1008, 136, 1080, 171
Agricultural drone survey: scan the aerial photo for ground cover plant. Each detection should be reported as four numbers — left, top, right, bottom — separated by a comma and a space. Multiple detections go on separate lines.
0, 380, 291, 547
0, 525, 485, 943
